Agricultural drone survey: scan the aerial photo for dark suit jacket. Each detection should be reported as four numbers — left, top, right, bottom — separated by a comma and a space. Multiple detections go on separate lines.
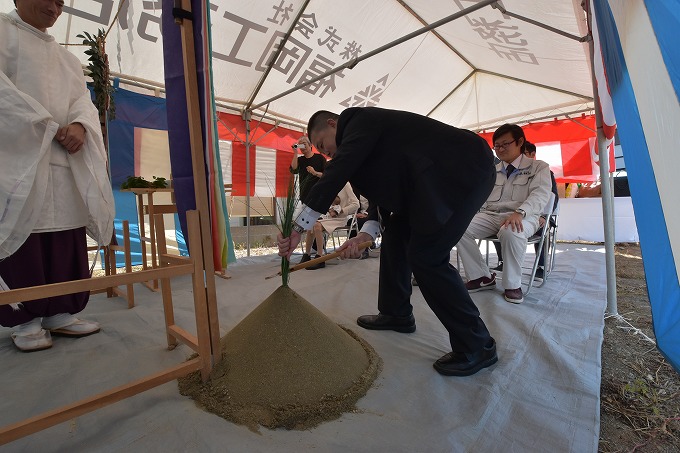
304, 107, 496, 234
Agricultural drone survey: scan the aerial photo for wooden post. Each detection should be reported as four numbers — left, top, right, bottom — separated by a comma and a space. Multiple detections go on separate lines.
155, 213, 178, 350
175, 0, 221, 364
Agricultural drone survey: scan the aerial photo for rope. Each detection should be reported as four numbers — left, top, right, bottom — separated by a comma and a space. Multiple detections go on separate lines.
104, 0, 128, 42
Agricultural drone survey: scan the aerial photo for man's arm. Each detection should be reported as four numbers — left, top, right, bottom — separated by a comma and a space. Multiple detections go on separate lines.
290, 148, 300, 173
339, 183, 360, 215
518, 161, 552, 218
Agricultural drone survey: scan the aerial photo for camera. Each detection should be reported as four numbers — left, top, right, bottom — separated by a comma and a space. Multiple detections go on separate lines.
292, 143, 306, 150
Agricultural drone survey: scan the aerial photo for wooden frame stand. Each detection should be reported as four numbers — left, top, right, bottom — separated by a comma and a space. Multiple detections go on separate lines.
123, 187, 177, 292
0, 209, 218, 446
108, 220, 135, 308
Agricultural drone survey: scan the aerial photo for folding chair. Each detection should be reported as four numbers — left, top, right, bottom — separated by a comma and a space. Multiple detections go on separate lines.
331, 214, 358, 251
544, 202, 559, 275
482, 192, 556, 295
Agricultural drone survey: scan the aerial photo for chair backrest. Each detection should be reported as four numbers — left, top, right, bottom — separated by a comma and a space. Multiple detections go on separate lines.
542, 192, 556, 217
347, 213, 358, 235
528, 192, 556, 242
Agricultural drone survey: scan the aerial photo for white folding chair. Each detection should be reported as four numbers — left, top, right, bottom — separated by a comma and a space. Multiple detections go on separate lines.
330, 214, 358, 251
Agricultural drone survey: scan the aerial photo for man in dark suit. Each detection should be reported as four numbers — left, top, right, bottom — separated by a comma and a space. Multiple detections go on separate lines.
277, 107, 498, 376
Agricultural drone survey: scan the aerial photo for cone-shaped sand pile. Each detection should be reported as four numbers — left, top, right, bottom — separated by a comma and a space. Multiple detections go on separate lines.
178, 285, 382, 431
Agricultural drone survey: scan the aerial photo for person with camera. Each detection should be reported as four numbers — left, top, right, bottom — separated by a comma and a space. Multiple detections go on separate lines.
290, 136, 327, 263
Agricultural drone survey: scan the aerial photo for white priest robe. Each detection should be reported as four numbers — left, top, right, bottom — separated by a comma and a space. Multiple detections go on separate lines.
0, 10, 115, 259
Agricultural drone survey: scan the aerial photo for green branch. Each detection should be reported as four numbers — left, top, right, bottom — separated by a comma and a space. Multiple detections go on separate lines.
77, 29, 115, 120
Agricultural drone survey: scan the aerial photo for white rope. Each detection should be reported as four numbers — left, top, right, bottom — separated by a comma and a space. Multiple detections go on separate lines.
605, 311, 656, 345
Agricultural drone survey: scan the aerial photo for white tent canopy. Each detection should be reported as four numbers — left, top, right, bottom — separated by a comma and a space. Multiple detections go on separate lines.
0, 0, 594, 130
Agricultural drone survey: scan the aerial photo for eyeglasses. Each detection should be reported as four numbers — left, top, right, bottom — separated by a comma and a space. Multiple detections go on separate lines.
493, 139, 517, 151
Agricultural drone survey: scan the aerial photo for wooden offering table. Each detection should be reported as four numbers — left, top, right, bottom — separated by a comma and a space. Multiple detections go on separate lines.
122, 187, 177, 291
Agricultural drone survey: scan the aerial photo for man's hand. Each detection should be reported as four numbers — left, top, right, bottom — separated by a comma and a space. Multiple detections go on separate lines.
337, 232, 372, 260
501, 212, 525, 233
56, 122, 86, 154
538, 216, 546, 228
305, 165, 321, 177
277, 230, 302, 260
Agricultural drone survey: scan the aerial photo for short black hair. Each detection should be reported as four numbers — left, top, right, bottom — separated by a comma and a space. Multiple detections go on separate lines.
492, 123, 525, 150
307, 110, 339, 142
524, 141, 536, 155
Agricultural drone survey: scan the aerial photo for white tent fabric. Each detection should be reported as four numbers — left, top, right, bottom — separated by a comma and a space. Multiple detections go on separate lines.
0, 0, 593, 131
0, 244, 604, 451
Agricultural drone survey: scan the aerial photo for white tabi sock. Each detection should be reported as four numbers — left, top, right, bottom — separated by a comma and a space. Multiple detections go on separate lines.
42, 313, 79, 330
13, 317, 43, 337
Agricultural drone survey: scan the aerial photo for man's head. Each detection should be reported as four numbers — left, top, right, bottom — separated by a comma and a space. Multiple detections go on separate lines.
15, 0, 64, 32
307, 110, 339, 157
492, 123, 525, 164
524, 141, 537, 159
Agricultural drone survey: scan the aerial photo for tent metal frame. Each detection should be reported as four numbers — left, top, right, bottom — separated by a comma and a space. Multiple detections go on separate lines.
235, 0, 607, 273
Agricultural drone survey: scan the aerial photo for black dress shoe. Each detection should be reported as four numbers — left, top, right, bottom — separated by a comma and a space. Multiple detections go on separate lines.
534, 266, 545, 279
433, 338, 498, 376
299, 253, 311, 264
305, 254, 325, 270
356, 313, 416, 333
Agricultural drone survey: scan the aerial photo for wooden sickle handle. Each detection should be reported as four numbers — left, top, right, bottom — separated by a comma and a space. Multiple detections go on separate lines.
289, 240, 374, 272
265, 240, 374, 279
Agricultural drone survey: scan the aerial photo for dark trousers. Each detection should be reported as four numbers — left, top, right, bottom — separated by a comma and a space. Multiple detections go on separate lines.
0, 227, 89, 327
378, 211, 492, 354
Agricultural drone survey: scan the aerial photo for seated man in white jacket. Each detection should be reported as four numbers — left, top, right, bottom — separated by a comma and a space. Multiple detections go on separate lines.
456, 124, 551, 304
0, 1, 115, 352
302, 182, 359, 270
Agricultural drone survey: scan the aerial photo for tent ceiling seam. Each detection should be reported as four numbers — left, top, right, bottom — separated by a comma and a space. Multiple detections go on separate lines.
469, 106, 594, 132
244, 0, 312, 112
396, 0, 477, 70
426, 70, 477, 117
249, 0, 498, 112
476, 69, 593, 100
492, 2, 589, 43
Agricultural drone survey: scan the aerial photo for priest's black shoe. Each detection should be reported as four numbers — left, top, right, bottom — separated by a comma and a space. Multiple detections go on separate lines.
433, 338, 498, 376
357, 313, 416, 333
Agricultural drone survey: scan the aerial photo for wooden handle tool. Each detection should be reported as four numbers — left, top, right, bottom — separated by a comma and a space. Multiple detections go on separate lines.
265, 240, 373, 280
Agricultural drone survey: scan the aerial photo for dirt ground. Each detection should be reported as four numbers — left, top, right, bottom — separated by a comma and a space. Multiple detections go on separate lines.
599, 244, 680, 452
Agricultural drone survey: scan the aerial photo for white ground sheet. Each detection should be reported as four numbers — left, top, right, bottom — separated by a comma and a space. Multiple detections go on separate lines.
0, 244, 605, 452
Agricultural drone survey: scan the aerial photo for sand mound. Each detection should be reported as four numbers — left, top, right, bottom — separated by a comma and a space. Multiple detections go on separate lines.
178, 285, 382, 431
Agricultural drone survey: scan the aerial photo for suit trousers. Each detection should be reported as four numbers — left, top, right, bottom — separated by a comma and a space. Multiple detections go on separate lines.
457, 211, 539, 289
377, 212, 492, 353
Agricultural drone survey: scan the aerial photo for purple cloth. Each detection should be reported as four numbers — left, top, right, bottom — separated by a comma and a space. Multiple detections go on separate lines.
0, 228, 89, 327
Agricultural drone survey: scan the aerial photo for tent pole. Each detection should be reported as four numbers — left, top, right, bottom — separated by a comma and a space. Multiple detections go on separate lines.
174, 0, 221, 360
250, 0, 498, 111
244, 110, 252, 257
586, 3, 618, 315
244, 0, 312, 111
492, 3, 587, 42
